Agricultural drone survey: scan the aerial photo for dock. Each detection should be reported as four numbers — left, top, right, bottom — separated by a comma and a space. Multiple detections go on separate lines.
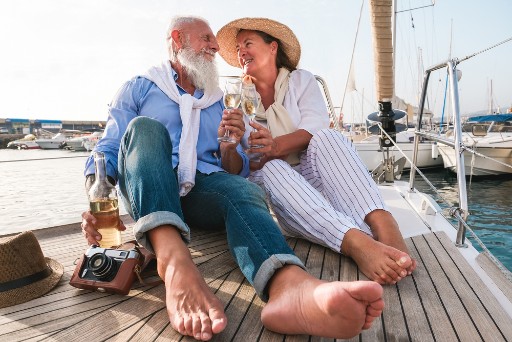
1, 213, 511, 341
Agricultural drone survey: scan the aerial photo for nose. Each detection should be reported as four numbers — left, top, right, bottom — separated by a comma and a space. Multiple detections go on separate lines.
237, 47, 246, 61
210, 37, 220, 53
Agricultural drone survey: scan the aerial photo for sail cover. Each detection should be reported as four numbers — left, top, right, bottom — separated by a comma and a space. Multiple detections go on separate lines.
369, 0, 394, 101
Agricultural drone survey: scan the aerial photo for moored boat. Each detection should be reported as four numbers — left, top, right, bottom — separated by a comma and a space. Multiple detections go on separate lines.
437, 114, 512, 176
352, 128, 443, 170
35, 132, 68, 149
6, 134, 40, 150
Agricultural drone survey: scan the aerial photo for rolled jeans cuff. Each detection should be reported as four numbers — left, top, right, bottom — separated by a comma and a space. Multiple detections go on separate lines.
254, 254, 306, 302
133, 211, 191, 254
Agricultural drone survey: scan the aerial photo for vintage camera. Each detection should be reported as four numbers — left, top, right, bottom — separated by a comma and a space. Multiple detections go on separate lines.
70, 245, 143, 295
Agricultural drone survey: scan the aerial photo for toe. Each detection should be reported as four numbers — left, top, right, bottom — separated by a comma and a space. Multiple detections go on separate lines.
209, 307, 227, 334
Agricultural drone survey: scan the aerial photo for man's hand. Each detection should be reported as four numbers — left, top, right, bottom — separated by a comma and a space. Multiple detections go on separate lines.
218, 108, 246, 144
81, 210, 126, 246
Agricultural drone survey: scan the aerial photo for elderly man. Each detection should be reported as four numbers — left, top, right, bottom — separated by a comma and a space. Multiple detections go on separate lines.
81, 15, 384, 341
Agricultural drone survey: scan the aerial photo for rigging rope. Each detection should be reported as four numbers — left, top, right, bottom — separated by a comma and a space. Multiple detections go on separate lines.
457, 36, 512, 64
340, 0, 365, 119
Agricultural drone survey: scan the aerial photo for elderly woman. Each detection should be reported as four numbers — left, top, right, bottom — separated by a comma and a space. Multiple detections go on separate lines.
217, 17, 416, 285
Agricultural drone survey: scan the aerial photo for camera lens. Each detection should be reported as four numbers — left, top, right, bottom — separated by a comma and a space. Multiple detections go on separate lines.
88, 253, 117, 280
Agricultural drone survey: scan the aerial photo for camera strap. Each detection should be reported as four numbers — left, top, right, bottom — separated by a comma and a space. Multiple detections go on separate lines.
117, 240, 162, 287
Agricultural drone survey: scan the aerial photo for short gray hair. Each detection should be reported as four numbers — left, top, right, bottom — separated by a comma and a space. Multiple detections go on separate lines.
166, 15, 210, 61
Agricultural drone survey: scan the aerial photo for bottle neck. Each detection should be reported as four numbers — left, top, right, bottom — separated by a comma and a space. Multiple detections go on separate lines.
94, 152, 107, 182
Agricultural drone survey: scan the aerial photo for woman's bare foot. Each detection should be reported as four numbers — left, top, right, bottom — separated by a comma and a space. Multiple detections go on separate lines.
262, 266, 384, 338
365, 210, 417, 275
341, 229, 413, 284
149, 226, 227, 341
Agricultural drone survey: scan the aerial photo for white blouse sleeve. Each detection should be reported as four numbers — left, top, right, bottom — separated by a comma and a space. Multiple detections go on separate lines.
283, 69, 330, 135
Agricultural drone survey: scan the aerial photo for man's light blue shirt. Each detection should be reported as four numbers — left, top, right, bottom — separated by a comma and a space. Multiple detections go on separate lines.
84, 68, 249, 179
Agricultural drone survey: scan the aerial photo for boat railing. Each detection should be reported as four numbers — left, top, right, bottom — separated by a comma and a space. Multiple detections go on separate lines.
315, 75, 339, 130
411, 59, 470, 246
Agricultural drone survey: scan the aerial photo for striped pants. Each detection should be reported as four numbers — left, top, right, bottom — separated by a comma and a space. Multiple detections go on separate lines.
248, 129, 387, 252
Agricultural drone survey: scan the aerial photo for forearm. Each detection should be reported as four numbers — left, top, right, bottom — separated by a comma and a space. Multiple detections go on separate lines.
272, 129, 312, 158
220, 145, 243, 174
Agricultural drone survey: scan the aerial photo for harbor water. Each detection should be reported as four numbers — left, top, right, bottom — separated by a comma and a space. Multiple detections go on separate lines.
1, 149, 511, 272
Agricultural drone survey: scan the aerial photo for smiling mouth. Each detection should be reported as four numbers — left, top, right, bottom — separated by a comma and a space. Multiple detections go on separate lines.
243, 59, 253, 66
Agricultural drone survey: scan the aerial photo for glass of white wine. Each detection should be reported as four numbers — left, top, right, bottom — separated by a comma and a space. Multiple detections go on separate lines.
241, 83, 263, 149
218, 78, 242, 144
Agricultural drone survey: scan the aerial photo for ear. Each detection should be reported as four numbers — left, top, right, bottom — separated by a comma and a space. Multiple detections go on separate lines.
170, 29, 183, 49
270, 41, 278, 55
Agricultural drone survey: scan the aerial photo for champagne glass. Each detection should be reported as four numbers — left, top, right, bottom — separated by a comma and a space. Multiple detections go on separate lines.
218, 78, 242, 144
241, 83, 263, 149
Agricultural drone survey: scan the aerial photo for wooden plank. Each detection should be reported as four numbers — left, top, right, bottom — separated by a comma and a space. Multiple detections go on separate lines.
396, 239, 435, 341
208, 269, 247, 339
0, 290, 114, 324
431, 232, 512, 341
232, 294, 266, 340
129, 308, 170, 342
0, 294, 129, 336
105, 314, 152, 342
0, 305, 115, 342
410, 234, 462, 341
476, 252, 512, 301
217, 279, 257, 340
48, 285, 167, 341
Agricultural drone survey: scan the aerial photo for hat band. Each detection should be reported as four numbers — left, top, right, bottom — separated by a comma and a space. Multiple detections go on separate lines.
0, 266, 53, 292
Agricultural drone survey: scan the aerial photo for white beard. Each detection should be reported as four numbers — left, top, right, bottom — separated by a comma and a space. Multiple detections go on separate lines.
176, 47, 219, 93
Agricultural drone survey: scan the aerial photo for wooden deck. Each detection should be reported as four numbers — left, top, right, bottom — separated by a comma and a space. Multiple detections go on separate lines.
1, 216, 511, 342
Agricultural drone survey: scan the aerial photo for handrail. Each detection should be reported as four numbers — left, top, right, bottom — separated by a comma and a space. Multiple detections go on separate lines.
410, 59, 470, 247
315, 75, 339, 130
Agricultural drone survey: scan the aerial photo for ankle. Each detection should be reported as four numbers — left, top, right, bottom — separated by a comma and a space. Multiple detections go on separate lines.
267, 265, 311, 299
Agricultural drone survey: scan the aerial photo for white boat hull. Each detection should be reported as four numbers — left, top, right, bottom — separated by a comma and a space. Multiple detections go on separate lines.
64, 138, 87, 151
438, 143, 512, 175
35, 140, 65, 149
355, 141, 443, 170
7, 140, 40, 149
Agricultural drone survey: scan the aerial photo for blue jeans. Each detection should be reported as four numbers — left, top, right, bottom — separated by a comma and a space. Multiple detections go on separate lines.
117, 117, 304, 301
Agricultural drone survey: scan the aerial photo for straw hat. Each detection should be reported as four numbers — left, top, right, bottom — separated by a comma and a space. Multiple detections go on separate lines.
216, 17, 301, 68
0, 231, 63, 308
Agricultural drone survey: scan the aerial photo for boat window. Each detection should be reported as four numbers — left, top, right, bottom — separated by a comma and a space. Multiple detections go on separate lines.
472, 124, 488, 136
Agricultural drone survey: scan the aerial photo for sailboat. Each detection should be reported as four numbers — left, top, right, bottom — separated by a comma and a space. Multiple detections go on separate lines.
437, 79, 512, 176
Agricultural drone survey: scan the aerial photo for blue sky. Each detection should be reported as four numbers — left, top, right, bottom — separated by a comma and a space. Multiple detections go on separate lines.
1, 0, 511, 123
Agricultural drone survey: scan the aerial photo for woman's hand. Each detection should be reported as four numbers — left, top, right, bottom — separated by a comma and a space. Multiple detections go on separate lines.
218, 108, 246, 145
246, 120, 286, 160
81, 210, 126, 246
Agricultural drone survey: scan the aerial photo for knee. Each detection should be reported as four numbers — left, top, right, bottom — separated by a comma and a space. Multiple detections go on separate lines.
124, 117, 168, 146
261, 159, 288, 173
126, 117, 166, 137
260, 159, 292, 183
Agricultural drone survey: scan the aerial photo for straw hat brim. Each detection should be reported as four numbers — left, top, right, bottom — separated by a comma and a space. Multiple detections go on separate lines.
0, 257, 64, 309
217, 17, 301, 69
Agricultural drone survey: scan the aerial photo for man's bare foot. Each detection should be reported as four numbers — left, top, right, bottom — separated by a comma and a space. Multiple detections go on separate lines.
365, 210, 417, 275
149, 226, 227, 341
163, 257, 227, 341
262, 266, 384, 338
341, 229, 413, 284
